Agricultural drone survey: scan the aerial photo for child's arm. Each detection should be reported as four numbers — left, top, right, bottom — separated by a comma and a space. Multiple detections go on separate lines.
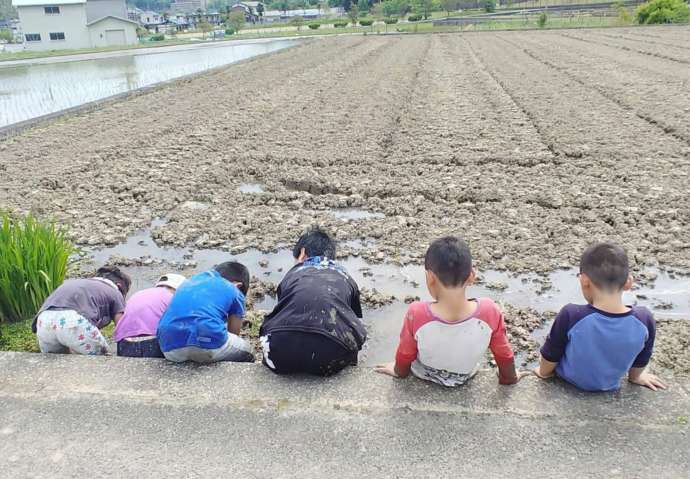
488, 304, 522, 385
227, 314, 243, 335
112, 312, 124, 326
374, 361, 411, 378
374, 306, 417, 379
628, 367, 666, 391
533, 356, 558, 379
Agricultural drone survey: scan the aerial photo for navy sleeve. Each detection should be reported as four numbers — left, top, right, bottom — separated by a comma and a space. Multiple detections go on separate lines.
540, 305, 574, 363
631, 307, 656, 368
348, 276, 363, 319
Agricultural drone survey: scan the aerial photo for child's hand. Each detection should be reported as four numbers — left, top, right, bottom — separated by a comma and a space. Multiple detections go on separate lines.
374, 362, 399, 378
629, 371, 666, 391
532, 367, 554, 379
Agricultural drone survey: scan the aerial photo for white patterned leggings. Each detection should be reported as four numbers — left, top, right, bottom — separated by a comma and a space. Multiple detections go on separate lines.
36, 310, 109, 356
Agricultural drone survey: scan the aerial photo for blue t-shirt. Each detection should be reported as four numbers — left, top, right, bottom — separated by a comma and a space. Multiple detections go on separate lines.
540, 304, 655, 392
157, 270, 245, 352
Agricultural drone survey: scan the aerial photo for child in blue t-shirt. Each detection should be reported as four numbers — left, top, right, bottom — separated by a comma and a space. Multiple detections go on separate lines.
534, 242, 665, 392
157, 261, 254, 363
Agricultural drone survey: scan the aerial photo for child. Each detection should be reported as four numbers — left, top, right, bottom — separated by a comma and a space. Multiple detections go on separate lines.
260, 226, 366, 376
534, 242, 665, 392
33, 266, 131, 355
157, 262, 254, 363
375, 236, 522, 387
114, 273, 186, 358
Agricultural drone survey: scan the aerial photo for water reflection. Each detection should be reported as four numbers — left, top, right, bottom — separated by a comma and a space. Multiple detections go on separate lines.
0, 39, 299, 128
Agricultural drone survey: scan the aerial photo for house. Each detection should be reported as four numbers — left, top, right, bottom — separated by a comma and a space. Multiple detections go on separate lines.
170, 0, 207, 15
263, 7, 341, 23
12, 0, 138, 51
229, 2, 264, 23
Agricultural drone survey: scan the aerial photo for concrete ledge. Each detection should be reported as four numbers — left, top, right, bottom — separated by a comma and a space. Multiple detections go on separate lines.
1, 352, 689, 477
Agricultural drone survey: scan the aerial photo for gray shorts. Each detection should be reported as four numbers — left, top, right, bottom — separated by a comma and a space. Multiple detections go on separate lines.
163, 333, 254, 363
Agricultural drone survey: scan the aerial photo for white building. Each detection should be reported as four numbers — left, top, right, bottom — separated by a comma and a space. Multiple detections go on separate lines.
12, 0, 139, 51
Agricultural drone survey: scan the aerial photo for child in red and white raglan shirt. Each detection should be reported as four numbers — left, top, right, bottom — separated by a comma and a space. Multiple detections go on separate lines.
375, 237, 525, 387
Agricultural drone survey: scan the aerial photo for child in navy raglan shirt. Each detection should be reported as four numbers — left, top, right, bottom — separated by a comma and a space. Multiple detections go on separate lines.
534, 242, 665, 392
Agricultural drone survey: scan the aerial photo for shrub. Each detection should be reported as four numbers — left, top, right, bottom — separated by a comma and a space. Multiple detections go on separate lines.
537, 11, 548, 27
636, 0, 690, 24
383, 17, 399, 24
150, 33, 165, 41
225, 27, 235, 35
408, 14, 421, 21
484, 0, 496, 13
0, 212, 72, 324
359, 19, 374, 26
333, 21, 349, 27
308, 22, 320, 29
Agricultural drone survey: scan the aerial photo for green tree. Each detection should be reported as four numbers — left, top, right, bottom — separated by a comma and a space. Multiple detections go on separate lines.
290, 15, 305, 30
440, 0, 460, 16
635, 0, 690, 23
227, 10, 246, 33
198, 20, 213, 37
348, 4, 359, 23
0, 28, 14, 43
484, 0, 496, 13
357, 0, 369, 13
415, 0, 435, 19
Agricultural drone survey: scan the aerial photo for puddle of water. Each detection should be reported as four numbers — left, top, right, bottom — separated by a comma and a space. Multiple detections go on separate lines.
84, 224, 690, 367
331, 208, 385, 220
239, 183, 265, 194
0, 39, 300, 128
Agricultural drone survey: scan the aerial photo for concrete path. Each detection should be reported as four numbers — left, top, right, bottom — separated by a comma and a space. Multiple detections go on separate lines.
0, 352, 688, 478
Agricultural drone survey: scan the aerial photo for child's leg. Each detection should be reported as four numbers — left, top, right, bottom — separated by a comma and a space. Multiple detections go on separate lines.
36, 312, 69, 354
56, 320, 109, 355
210, 334, 254, 363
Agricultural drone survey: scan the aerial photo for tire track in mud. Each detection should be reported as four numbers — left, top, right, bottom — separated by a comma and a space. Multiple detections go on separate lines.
460, 36, 562, 161
558, 31, 690, 66
497, 35, 690, 147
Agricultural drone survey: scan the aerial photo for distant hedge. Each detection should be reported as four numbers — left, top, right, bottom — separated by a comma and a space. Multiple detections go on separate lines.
408, 15, 421, 21
308, 23, 320, 29
359, 19, 374, 26
150, 33, 165, 41
333, 21, 348, 27
636, 0, 690, 23
383, 18, 398, 24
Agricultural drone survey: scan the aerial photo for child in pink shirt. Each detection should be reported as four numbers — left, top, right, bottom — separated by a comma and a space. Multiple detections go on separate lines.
375, 237, 524, 387
114, 273, 185, 358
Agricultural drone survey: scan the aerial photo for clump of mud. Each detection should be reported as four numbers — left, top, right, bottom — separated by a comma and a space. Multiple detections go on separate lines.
360, 287, 396, 308
497, 303, 555, 366
651, 319, 690, 375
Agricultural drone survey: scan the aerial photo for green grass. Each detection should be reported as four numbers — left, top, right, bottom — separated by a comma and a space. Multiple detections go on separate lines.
0, 318, 38, 352
0, 212, 73, 324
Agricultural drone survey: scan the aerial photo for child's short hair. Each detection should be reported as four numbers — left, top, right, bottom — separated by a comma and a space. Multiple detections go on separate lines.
579, 242, 629, 291
425, 237, 472, 287
292, 226, 336, 260
96, 266, 131, 297
215, 261, 250, 295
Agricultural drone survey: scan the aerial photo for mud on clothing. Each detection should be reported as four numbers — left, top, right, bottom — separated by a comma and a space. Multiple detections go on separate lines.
260, 257, 366, 374
395, 299, 514, 387
540, 304, 655, 392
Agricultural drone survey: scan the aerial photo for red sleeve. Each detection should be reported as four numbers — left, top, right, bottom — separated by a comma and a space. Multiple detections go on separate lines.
394, 304, 419, 370
485, 300, 514, 365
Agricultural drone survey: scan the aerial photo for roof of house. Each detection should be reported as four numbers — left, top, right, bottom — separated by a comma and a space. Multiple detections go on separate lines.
86, 15, 140, 27
12, 0, 85, 6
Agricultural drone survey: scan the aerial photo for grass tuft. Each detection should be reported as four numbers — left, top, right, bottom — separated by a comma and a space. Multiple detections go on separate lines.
0, 211, 73, 324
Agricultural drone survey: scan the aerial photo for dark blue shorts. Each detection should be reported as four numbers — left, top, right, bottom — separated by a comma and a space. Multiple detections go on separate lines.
263, 331, 357, 376
117, 337, 164, 358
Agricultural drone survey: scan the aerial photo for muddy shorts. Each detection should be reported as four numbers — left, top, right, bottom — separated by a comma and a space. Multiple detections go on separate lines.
260, 331, 357, 377
117, 335, 164, 358
36, 309, 109, 355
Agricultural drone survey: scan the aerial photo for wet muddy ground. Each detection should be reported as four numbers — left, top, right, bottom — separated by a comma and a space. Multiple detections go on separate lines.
2, 26, 689, 373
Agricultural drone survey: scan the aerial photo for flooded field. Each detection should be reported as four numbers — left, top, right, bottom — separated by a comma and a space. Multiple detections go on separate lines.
0, 39, 299, 128
2, 28, 689, 373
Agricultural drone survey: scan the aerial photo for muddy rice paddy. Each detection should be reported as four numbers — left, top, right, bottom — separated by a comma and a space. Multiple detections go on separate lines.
1, 27, 689, 373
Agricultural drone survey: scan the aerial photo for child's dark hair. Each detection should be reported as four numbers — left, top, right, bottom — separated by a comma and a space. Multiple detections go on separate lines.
292, 226, 336, 260
580, 242, 629, 291
95, 266, 131, 297
215, 261, 250, 295
424, 237, 472, 287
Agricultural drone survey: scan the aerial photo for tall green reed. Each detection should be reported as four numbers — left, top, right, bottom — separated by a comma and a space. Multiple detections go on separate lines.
0, 212, 73, 323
